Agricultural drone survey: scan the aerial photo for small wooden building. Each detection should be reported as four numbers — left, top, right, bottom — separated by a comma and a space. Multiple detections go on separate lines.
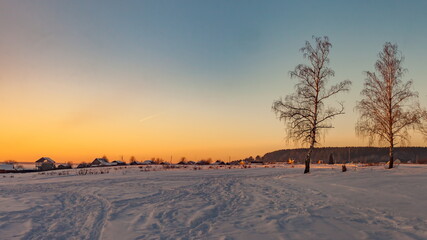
91, 158, 111, 167
141, 160, 154, 165
35, 157, 56, 170
57, 164, 72, 169
112, 160, 126, 166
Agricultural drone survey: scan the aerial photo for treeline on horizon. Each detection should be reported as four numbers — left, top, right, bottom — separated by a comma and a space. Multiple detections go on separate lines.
261, 147, 427, 164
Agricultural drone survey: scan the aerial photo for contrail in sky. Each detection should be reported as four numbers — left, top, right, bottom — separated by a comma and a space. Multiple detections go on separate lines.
139, 114, 161, 123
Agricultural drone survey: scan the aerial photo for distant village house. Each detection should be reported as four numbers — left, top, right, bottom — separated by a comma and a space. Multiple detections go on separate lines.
141, 160, 154, 165
0, 163, 15, 173
57, 164, 72, 169
35, 157, 56, 171
91, 158, 111, 167
112, 160, 126, 166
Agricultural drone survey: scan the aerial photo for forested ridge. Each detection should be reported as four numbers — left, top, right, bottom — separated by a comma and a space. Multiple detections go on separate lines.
262, 147, 427, 164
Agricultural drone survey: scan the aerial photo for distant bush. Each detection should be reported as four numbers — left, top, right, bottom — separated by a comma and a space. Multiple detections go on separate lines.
178, 157, 187, 165
15, 165, 24, 170
77, 169, 110, 175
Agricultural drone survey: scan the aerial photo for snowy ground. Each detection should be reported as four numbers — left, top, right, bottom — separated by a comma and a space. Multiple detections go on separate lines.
0, 164, 426, 240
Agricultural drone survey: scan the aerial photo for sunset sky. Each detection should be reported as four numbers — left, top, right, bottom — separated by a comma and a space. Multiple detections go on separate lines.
1, 0, 427, 163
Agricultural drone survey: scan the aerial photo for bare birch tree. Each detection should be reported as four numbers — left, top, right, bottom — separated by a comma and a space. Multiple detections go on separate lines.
356, 43, 420, 169
272, 36, 351, 174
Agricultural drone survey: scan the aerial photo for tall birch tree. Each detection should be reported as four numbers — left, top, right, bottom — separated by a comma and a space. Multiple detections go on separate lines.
356, 43, 420, 169
272, 36, 351, 174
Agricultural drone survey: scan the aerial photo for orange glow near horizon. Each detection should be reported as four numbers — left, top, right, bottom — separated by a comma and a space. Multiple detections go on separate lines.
1, 109, 425, 164
1, 65, 425, 163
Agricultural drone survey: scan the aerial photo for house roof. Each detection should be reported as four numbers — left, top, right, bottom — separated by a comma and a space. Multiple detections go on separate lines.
212, 161, 224, 165
112, 160, 125, 164
92, 158, 110, 165
0, 164, 14, 170
36, 157, 55, 163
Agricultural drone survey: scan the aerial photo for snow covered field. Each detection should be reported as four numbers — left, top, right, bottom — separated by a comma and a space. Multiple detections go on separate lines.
0, 164, 426, 240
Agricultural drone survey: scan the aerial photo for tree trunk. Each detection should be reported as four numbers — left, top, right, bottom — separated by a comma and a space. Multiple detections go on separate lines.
304, 143, 314, 174
389, 143, 394, 169
387, 76, 394, 169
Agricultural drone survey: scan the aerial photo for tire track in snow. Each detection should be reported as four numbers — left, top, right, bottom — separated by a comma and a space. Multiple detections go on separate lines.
2, 167, 427, 240
102, 176, 248, 240
0, 183, 110, 240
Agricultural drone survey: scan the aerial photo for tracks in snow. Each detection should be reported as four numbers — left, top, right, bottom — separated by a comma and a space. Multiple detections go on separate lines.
101, 171, 427, 240
0, 183, 110, 240
101, 172, 336, 240
1, 168, 427, 240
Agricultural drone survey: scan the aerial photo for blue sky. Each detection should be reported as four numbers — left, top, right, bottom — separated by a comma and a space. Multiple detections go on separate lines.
0, 0, 426, 162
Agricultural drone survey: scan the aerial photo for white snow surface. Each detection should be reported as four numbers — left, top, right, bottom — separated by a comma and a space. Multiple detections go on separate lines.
0, 164, 427, 240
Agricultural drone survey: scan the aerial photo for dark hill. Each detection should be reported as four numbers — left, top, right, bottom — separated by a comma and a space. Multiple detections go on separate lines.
262, 147, 427, 164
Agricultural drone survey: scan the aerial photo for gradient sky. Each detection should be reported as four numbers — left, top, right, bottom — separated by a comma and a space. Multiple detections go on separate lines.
1, 0, 427, 163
